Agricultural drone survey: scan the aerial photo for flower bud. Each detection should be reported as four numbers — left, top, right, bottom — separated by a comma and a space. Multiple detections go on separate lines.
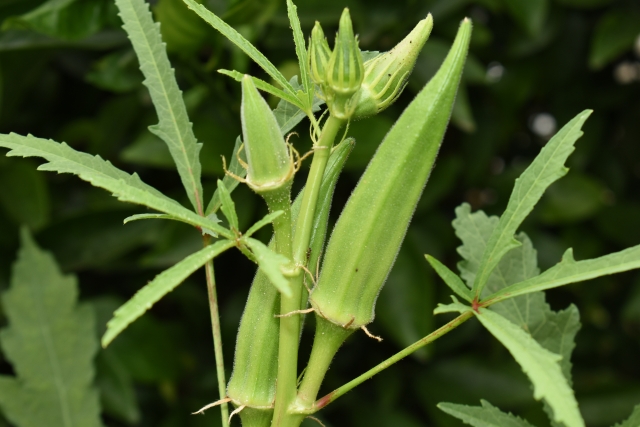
354, 15, 433, 118
308, 21, 332, 87
241, 75, 294, 194
325, 8, 364, 119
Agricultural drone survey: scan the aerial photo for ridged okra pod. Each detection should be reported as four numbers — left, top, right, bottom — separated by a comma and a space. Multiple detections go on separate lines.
310, 19, 472, 330
227, 139, 354, 426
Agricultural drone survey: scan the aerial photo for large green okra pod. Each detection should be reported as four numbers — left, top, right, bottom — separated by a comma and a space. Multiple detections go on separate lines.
227, 139, 354, 425
310, 19, 472, 330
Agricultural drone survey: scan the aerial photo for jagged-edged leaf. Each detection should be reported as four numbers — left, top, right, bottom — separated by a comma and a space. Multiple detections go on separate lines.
425, 254, 473, 302
476, 308, 584, 427
245, 211, 283, 237
438, 400, 536, 427
273, 75, 324, 135
182, 0, 295, 95
115, 0, 204, 213
205, 136, 246, 216
216, 179, 238, 230
472, 110, 592, 298
123, 212, 221, 237
0, 229, 103, 427
102, 239, 235, 346
286, 0, 313, 107
218, 69, 304, 109
434, 296, 472, 315
614, 405, 640, 427
243, 237, 291, 297
487, 244, 640, 304
0, 133, 231, 238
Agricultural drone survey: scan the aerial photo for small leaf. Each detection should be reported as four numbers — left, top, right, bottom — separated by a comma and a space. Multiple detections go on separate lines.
102, 239, 235, 346
217, 179, 239, 230
433, 296, 472, 315
205, 136, 246, 216
0, 229, 103, 427
218, 69, 304, 109
182, 0, 295, 94
438, 400, 536, 427
486, 244, 640, 304
472, 110, 592, 298
476, 308, 584, 427
243, 237, 292, 297
0, 133, 232, 239
425, 254, 473, 302
286, 0, 313, 108
614, 405, 640, 427
245, 211, 283, 237
273, 75, 324, 135
115, 0, 205, 213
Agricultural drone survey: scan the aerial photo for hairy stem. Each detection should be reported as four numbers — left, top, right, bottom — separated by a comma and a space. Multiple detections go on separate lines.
202, 235, 229, 427
294, 311, 475, 414
272, 115, 344, 427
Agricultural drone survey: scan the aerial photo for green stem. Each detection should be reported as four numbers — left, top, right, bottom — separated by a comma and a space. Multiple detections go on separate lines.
271, 115, 344, 427
202, 236, 229, 427
293, 311, 475, 415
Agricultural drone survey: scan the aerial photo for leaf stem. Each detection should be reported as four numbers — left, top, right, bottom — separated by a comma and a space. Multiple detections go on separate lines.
272, 115, 344, 427
202, 235, 229, 427
293, 311, 474, 414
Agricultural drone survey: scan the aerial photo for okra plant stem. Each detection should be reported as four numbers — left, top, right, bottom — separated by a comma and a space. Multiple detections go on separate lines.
294, 311, 475, 415
272, 115, 344, 427
202, 235, 229, 427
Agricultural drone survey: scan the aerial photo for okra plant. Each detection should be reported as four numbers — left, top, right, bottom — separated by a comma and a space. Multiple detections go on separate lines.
1, 1, 640, 427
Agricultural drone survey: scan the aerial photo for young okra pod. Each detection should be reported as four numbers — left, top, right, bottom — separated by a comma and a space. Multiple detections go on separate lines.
310, 19, 473, 331
226, 139, 354, 426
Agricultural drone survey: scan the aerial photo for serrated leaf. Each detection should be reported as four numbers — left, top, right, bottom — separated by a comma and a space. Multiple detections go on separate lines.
182, 0, 295, 95
613, 405, 640, 427
438, 400, 536, 427
286, 0, 313, 108
472, 110, 592, 298
0, 229, 103, 427
476, 308, 584, 427
245, 211, 283, 237
115, 0, 204, 213
123, 212, 221, 238
0, 133, 231, 239
243, 237, 291, 297
216, 179, 238, 230
274, 75, 324, 135
434, 296, 472, 315
218, 69, 304, 109
102, 239, 235, 346
425, 254, 473, 302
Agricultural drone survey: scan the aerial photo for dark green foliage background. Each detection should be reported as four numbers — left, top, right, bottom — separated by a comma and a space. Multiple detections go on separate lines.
0, 0, 639, 425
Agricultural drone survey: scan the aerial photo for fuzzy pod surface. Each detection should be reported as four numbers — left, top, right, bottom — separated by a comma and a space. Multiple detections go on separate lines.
226, 139, 354, 410
310, 19, 473, 329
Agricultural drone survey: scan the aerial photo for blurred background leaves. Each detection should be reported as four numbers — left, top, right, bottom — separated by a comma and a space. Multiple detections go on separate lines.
0, 0, 639, 425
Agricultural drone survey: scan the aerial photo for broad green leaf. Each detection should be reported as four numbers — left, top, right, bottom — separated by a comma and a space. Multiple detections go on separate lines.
476, 308, 584, 427
115, 0, 205, 213
218, 69, 304, 109
216, 179, 238, 230
2, 0, 109, 41
438, 400, 536, 427
589, 8, 640, 69
182, 0, 295, 95
472, 110, 592, 298
614, 405, 640, 427
502, 0, 548, 36
487, 244, 640, 304
0, 133, 231, 238
205, 136, 246, 216
243, 237, 291, 297
0, 229, 103, 427
102, 239, 235, 346
95, 350, 140, 425
425, 254, 473, 302
286, 0, 313, 108
245, 210, 283, 237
